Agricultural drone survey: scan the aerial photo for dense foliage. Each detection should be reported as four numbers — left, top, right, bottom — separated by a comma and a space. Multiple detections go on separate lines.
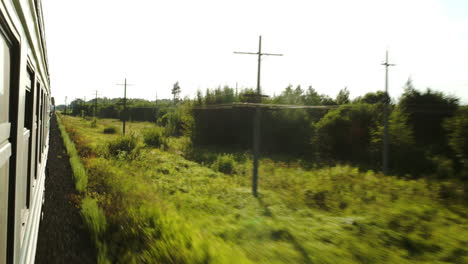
190, 82, 466, 179
64, 80, 467, 179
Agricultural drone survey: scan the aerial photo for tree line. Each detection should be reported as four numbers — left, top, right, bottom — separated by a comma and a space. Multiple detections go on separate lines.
59, 79, 468, 179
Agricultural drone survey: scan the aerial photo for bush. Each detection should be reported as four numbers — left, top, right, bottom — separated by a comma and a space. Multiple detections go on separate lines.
444, 107, 468, 171
107, 135, 138, 156
90, 118, 97, 128
313, 104, 380, 164
103, 126, 117, 134
212, 154, 236, 175
142, 127, 167, 148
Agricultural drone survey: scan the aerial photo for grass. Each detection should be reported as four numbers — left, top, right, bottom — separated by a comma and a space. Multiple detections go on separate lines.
56, 114, 110, 263
60, 115, 468, 264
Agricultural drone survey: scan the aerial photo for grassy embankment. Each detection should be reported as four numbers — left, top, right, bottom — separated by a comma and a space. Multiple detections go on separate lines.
61, 115, 468, 264
56, 114, 109, 263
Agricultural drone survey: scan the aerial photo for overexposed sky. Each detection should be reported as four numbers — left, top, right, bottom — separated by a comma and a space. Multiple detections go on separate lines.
42, 0, 468, 105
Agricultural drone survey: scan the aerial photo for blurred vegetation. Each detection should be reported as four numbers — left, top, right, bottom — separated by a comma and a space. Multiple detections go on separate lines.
142, 127, 168, 149
60, 113, 467, 264
62, 80, 467, 179
56, 114, 110, 263
58, 79, 468, 262
103, 126, 117, 134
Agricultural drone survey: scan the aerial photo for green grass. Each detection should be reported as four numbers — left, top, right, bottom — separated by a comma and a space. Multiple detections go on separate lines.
61, 115, 468, 264
56, 114, 110, 263
56, 114, 88, 192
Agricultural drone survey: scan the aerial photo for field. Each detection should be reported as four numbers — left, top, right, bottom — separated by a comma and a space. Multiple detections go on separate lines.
59, 115, 468, 264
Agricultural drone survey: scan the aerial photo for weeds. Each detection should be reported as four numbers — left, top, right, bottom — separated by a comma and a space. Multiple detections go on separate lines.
142, 127, 167, 148
56, 114, 110, 264
103, 126, 117, 134
212, 154, 236, 175
106, 134, 138, 157
59, 115, 468, 264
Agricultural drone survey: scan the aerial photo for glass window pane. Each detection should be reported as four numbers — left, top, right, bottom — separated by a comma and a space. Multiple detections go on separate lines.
0, 34, 11, 124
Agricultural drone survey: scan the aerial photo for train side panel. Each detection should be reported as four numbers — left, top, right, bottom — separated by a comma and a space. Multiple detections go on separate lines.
0, 0, 50, 263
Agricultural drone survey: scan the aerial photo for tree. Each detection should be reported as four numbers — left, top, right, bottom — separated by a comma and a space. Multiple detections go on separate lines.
335, 87, 350, 104
399, 83, 458, 153
171, 81, 181, 103
313, 104, 379, 164
196, 89, 203, 105
274, 85, 306, 105
444, 107, 468, 173
303, 86, 321, 105
354, 91, 389, 104
319, 95, 336, 105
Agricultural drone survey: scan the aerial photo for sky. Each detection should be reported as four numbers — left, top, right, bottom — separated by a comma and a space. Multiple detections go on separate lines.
42, 0, 468, 105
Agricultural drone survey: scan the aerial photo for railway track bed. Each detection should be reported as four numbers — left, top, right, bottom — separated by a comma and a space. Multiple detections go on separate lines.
35, 115, 96, 263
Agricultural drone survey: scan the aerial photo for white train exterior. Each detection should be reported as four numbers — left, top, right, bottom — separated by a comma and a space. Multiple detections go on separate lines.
0, 0, 50, 263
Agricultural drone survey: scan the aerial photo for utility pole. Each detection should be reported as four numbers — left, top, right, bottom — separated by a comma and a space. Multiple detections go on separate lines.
117, 78, 134, 135
94, 90, 98, 118
234, 36, 283, 197
381, 50, 395, 175
64, 96, 67, 115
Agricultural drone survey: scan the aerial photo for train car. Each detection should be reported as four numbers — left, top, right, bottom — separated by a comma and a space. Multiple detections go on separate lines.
0, 0, 50, 263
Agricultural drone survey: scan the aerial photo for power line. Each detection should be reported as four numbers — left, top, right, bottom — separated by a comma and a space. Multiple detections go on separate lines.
234, 36, 283, 197
193, 102, 338, 110
116, 78, 134, 135
92, 90, 102, 118
382, 50, 395, 175
64, 96, 67, 115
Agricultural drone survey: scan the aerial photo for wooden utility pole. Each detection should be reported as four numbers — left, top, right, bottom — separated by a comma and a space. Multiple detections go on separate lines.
94, 90, 98, 118
64, 96, 67, 115
117, 78, 134, 135
381, 50, 395, 175
234, 36, 283, 197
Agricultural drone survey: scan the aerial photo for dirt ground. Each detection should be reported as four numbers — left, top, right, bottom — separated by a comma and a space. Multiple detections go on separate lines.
35, 115, 96, 263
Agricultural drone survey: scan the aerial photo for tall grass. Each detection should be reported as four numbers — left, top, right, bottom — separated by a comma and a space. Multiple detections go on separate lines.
59, 115, 468, 264
56, 114, 88, 192
56, 114, 110, 263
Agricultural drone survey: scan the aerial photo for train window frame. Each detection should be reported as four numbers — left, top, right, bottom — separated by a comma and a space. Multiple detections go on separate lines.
34, 81, 41, 172
37, 86, 43, 163
0, 5, 23, 263
24, 64, 35, 208
0, 15, 14, 264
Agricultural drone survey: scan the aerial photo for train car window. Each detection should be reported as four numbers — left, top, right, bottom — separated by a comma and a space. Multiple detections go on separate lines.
38, 89, 43, 162
0, 26, 12, 264
24, 68, 34, 208
0, 34, 9, 126
34, 83, 41, 172
41, 92, 45, 153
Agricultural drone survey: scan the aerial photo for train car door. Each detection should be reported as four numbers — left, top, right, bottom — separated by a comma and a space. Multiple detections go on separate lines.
0, 24, 12, 264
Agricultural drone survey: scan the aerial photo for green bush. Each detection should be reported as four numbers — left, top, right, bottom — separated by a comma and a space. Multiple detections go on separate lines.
212, 154, 236, 175
107, 135, 138, 156
444, 107, 468, 171
313, 104, 380, 164
103, 126, 117, 134
143, 127, 167, 148
90, 118, 97, 128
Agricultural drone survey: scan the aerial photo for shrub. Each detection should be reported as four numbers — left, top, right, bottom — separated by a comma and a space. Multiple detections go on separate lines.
90, 118, 97, 128
142, 127, 167, 148
313, 104, 380, 163
444, 107, 468, 171
212, 154, 236, 175
107, 135, 138, 156
103, 126, 117, 134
